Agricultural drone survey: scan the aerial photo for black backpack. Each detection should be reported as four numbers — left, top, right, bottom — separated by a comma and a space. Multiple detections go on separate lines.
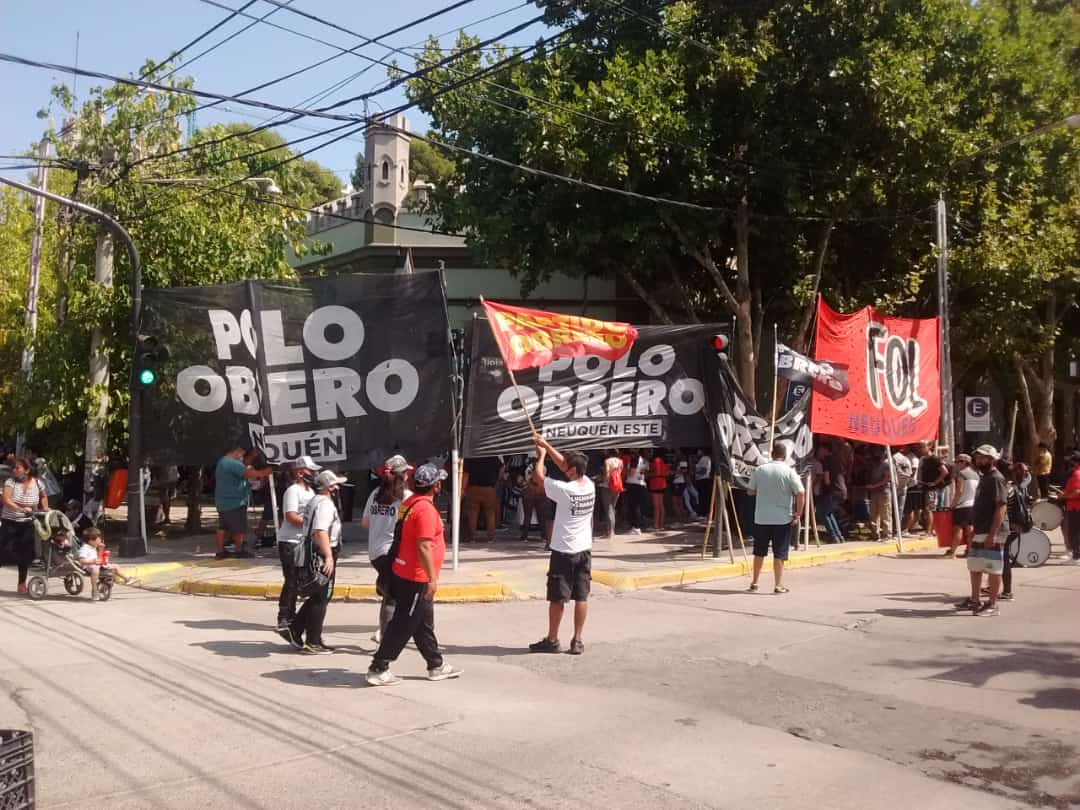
377, 503, 414, 598
296, 496, 338, 599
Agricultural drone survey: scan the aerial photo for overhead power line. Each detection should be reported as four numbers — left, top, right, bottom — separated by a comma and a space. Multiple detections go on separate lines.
157, 0, 296, 84
1, 52, 912, 222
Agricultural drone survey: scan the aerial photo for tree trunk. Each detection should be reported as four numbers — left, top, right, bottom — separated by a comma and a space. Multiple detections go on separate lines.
185, 467, 203, 532
618, 267, 674, 324
83, 231, 113, 496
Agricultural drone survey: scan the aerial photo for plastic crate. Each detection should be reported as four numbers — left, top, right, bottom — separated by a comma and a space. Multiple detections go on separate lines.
0, 730, 34, 810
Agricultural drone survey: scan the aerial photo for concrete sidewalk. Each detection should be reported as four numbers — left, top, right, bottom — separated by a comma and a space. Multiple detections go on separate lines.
113, 509, 943, 601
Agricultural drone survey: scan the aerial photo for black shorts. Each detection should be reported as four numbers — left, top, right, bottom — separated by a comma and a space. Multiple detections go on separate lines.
546, 549, 591, 602
903, 488, 925, 515
218, 507, 247, 535
753, 523, 792, 561
953, 506, 974, 528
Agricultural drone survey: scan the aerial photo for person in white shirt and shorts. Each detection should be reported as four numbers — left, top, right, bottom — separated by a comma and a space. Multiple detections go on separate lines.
528, 435, 596, 656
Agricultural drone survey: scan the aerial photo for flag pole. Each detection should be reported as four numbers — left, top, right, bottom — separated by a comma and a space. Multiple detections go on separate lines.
480, 297, 540, 436
769, 323, 779, 453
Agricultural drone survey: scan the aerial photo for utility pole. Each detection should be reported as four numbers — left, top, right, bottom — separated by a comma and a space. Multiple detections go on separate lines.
83, 229, 114, 496
936, 193, 955, 458
16, 139, 50, 457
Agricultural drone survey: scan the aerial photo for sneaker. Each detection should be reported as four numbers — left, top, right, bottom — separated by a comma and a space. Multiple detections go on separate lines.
568, 638, 584, 656
214, 551, 229, 560
954, 598, 979, 611
974, 602, 999, 617
630, 527, 642, 535
999, 592, 1014, 601
943, 548, 955, 557
366, 669, 401, 687
276, 626, 302, 649
300, 642, 335, 655
371, 628, 382, 644
529, 637, 561, 653
427, 663, 463, 681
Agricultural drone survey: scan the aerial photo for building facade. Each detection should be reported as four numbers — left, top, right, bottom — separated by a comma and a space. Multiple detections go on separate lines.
288, 116, 642, 329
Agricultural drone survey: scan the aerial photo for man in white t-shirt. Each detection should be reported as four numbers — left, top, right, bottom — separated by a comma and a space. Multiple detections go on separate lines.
276, 456, 320, 630
694, 449, 713, 520
281, 470, 345, 655
528, 434, 596, 656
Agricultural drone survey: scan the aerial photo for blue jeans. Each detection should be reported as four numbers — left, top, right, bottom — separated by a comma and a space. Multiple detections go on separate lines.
815, 492, 844, 541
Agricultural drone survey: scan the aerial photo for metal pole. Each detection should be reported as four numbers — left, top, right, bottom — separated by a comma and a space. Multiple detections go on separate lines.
1006, 401, 1019, 460
0, 175, 145, 558
886, 445, 904, 553
450, 447, 461, 571
937, 194, 955, 459
768, 323, 779, 453
16, 140, 50, 456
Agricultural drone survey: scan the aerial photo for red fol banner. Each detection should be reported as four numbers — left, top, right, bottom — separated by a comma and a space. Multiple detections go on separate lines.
481, 299, 638, 372
811, 297, 940, 446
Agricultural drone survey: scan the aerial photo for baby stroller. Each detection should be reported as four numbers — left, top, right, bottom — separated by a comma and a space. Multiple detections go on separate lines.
24, 510, 113, 602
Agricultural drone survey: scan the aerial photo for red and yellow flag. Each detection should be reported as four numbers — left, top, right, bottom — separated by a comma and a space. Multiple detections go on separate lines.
481, 299, 638, 372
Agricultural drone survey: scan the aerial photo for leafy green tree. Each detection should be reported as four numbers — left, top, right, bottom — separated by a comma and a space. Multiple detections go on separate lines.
402, 2, 1075, 409
1, 63, 336, 470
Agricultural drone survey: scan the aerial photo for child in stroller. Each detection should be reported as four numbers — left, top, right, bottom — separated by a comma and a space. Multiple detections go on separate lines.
24, 511, 114, 601
76, 527, 114, 601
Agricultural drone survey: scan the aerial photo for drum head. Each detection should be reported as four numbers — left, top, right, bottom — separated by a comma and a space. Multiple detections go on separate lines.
1014, 528, 1051, 568
1031, 501, 1064, 531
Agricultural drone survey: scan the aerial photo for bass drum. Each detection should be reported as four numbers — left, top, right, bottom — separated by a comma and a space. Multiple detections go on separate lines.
1012, 529, 1051, 568
1030, 501, 1064, 532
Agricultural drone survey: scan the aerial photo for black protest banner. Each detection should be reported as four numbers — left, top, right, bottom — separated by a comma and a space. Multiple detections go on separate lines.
703, 351, 813, 489
463, 322, 721, 456
141, 272, 453, 468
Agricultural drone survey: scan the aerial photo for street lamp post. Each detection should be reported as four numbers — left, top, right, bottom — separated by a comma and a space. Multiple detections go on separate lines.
0, 175, 146, 558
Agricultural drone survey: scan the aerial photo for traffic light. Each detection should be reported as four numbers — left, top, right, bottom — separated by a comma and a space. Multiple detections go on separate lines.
711, 334, 729, 355
134, 334, 169, 387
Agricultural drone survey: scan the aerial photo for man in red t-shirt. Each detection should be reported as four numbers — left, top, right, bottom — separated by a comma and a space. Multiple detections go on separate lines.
366, 463, 463, 686
1061, 453, 1080, 562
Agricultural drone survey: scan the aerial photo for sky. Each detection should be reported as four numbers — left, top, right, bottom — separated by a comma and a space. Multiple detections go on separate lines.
0, 0, 546, 188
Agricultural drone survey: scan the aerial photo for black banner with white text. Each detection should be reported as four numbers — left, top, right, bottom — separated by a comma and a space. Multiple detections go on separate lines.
463, 323, 723, 455
704, 351, 813, 489
141, 273, 453, 468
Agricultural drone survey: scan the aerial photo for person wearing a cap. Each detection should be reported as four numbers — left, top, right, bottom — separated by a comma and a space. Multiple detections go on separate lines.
957, 445, 1008, 616
361, 455, 414, 644
366, 463, 462, 686
947, 453, 978, 558
1060, 453, 1080, 562
280, 469, 346, 654
275, 456, 321, 631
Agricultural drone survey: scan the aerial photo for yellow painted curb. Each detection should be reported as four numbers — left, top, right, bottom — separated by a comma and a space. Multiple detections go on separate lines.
175, 579, 514, 603
591, 538, 939, 593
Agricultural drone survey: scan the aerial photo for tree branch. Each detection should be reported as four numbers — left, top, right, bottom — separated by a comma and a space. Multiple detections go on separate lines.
793, 218, 835, 354
665, 257, 700, 323
618, 267, 674, 324
660, 212, 740, 313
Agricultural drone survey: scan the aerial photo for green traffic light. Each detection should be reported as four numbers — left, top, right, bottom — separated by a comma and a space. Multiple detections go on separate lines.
138, 368, 157, 386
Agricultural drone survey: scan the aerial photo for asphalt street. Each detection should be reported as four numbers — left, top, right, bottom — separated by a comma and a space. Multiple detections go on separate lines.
2, 553, 1078, 809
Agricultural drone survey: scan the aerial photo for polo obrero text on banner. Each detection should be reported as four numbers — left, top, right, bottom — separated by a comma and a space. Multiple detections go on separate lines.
480, 298, 639, 371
